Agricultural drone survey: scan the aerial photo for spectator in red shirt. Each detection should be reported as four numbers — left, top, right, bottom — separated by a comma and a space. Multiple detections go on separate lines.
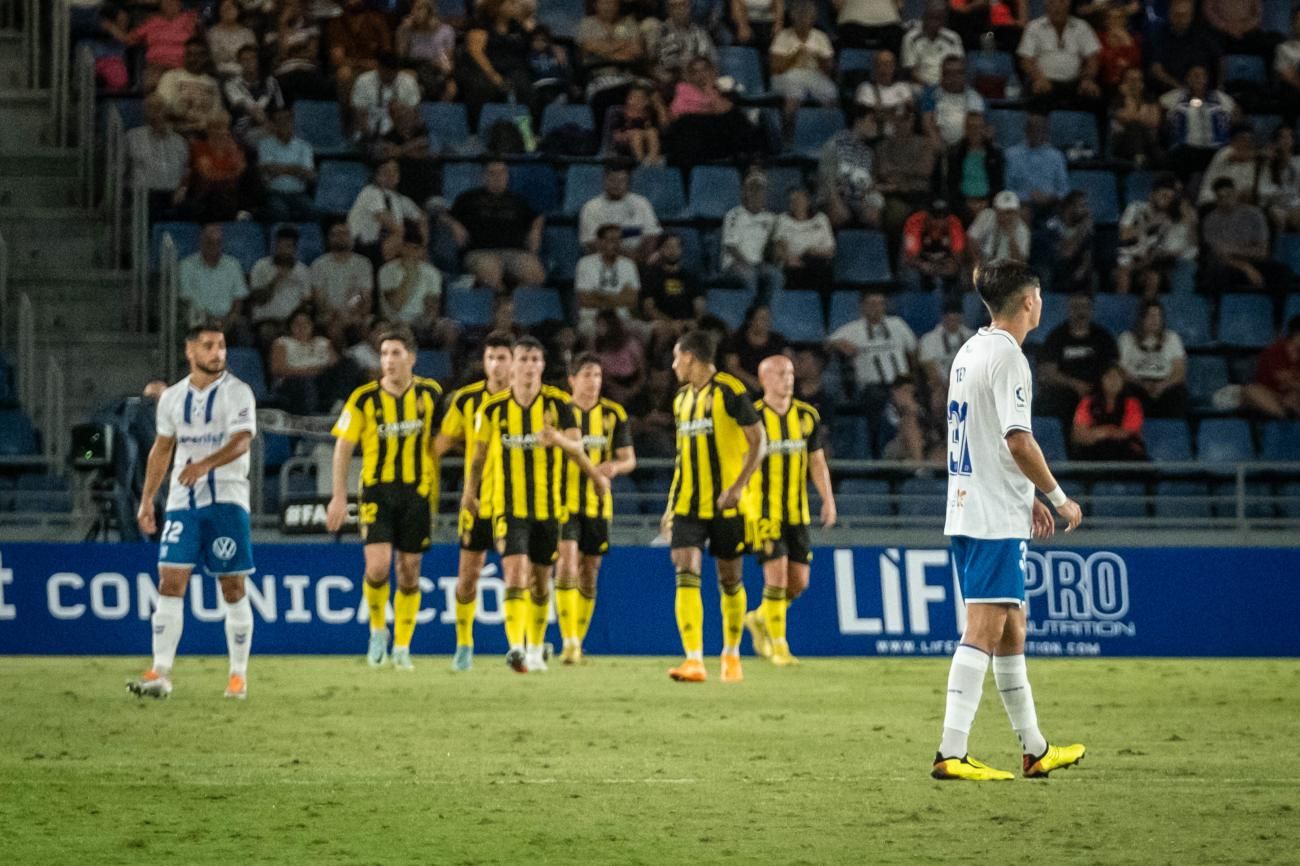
1243, 316, 1300, 418
186, 112, 247, 223
899, 198, 965, 295
1071, 363, 1147, 461
327, 0, 393, 101
104, 0, 198, 91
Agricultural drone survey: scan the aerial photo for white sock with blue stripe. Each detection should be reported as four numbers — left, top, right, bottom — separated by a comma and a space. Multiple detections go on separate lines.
151, 594, 184, 675
224, 595, 253, 676
993, 654, 1047, 756
939, 644, 990, 759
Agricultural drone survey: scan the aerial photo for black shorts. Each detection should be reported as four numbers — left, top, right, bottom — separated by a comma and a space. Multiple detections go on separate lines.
560, 514, 610, 556
458, 509, 493, 553
497, 516, 561, 565
359, 484, 432, 554
754, 520, 813, 565
671, 514, 747, 560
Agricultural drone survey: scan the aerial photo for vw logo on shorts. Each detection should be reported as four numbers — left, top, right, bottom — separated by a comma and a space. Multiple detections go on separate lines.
211, 537, 238, 561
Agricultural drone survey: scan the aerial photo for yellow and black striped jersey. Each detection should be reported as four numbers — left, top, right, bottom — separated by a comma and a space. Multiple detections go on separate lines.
564, 397, 632, 520
667, 372, 761, 520
473, 385, 577, 521
749, 398, 823, 526
332, 376, 444, 496
440, 379, 505, 519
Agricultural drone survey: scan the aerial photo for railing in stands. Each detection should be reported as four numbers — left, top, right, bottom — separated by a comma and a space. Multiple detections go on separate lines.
75, 43, 94, 205
103, 107, 126, 269
2, 0, 42, 90
51, 0, 70, 147
132, 182, 147, 331
0, 230, 8, 354
43, 357, 64, 470
15, 293, 34, 410
159, 232, 179, 379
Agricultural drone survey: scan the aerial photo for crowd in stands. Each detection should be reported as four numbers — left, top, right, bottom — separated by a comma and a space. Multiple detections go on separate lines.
72, 0, 1300, 466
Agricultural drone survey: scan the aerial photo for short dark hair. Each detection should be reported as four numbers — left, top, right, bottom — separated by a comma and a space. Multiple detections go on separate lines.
185, 323, 224, 342
274, 225, 300, 242
676, 329, 717, 365
184, 36, 207, 50
570, 351, 602, 376
1212, 177, 1236, 192
483, 330, 514, 351
603, 158, 633, 175
377, 324, 417, 353
974, 259, 1039, 318
513, 335, 545, 354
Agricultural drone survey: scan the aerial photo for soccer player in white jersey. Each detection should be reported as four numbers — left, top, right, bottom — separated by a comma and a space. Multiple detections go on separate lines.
128, 325, 258, 700
932, 260, 1087, 781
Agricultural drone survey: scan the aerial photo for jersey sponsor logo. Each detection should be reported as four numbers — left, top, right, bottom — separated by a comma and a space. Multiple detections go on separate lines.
178, 431, 225, 447
501, 433, 543, 450
377, 419, 424, 438
677, 417, 714, 436
1015, 385, 1026, 408
211, 537, 238, 560
767, 438, 807, 455
581, 434, 610, 449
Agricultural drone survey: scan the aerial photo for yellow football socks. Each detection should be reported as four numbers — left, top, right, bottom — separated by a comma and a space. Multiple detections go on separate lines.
675, 572, 704, 659
362, 580, 389, 632
577, 589, 596, 642
503, 587, 527, 649
761, 585, 787, 645
556, 583, 579, 645
454, 595, 476, 648
392, 588, 420, 649
720, 581, 747, 655
527, 591, 549, 648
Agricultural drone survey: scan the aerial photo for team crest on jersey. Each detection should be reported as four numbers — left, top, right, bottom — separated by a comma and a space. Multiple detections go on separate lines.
211, 536, 237, 560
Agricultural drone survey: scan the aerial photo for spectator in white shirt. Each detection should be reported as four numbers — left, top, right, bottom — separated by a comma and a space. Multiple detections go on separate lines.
1114, 173, 1198, 298
854, 49, 913, 139
1276, 8, 1300, 105
578, 163, 663, 262
248, 225, 313, 347
901, 2, 964, 87
269, 307, 341, 415
222, 44, 284, 146
311, 221, 375, 347
827, 290, 917, 454
1117, 300, 1187, 418
769, 0, 838, 125
773, 187, 835, 294
721, 171, 784, 304
966, 190, 1030, 266
835, 0, 905, 54
347, 158, 427, 266
350, 51, 421, 141
918, 297, 974, 414
575, 223, 641, 335
1016, 0, 1101, 111
127, 93, 190, 219
732, 0, 784, 50
1196, 123, 1259, 206
378, 225, 456, 349
920, 55, 985, 146
178, 223, 250, 340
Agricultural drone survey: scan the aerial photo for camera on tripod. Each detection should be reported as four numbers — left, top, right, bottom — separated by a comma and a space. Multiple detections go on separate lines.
69, 422, 122, 541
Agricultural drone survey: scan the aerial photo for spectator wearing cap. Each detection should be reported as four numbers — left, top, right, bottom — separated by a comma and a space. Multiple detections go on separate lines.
940, 112, 1004, 220
818, 105, 886, 229
350, 51, 422, 141
1197, 123, 1259, 207
444, 160, 545, 291
1243, 316, 1300, 419
249, 225, 313, 348
967, 190, 1029, 266
1115, 173, 1198, 298
575, 223, 642, 336
378, 224, 456, 349
873, 101, 942, 237
154, 38, 223, 135
348, 158, 427, 267
901, 1, 964, 88
853, 50, 913, 140
1003, 113, 1069, 220
770, 0, 839, 128
1016, 0, 1101, 113
827, 291, 918, 455
773, 187, 836, 295
578, 162, 663, 263
327, 0, 393, 100
310, 221, 374, 347
1036, 292, 1117, 423
1160, 65, 1238, 180
721, 172, 783, 305
920, 55, 985, 147
127, 94, 190, 221
1200, 177, 1290, 293
899, 199, 966, 295
258, 107, 317, 223
918, 298, 974, 414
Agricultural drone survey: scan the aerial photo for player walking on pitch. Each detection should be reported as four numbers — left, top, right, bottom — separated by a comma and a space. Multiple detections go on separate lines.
933, 260, 1086, 781
326, 325, 444, 671
556, 353, 636, 664
743, 355, 836, 667
129, 325, 258, 700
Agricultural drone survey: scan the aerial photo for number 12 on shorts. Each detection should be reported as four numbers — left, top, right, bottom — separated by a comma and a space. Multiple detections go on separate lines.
948, 400, 972, 477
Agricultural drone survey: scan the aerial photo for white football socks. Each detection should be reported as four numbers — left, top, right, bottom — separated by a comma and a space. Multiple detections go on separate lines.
224, 595, 254, 676
939, 644, 990, 758
151, 594, 185, 676
993, 654, 1047, 757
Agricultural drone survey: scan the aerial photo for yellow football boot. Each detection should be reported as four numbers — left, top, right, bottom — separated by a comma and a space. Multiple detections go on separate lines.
744, 610, 772, 659
769, 643, 800, 667
668, 658, 708, 682
1023, 743, 1086, 778
931, 753, 1015, 781
720, 653, 744, 683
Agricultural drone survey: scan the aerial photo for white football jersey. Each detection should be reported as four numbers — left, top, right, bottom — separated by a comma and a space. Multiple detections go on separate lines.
155, 371, 257, 512
943, 327, 1035, 540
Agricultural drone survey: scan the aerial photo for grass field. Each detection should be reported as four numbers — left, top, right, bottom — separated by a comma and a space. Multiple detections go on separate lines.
1, 655, 1297, 865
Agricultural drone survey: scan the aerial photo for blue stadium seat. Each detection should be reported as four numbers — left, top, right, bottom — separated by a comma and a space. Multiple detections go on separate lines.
1069, 170, 1119, 224
985, 108, 1026, 147
293, 100, 349, 155
540, 103, 594, 137
536, 0, 583, 39
1049, 110, 1099, 152
562, 163, 605, 216
837, 477, 890, 514
1145, 419, 1193, 461
833, 230, 891, 284
151, 221, 200, 268
1153, 481, 1211, 518
790, 107, 845, 159
838, 48, 875, 82
1250, 114, 1283, 145
1274, 233, 1300, 277
220, 222, 267, 273
1217, 295, 1275, 347
1028, 293, 1068, 343
1222, 54, 1268, 86
476, 102, 530, 134
1186, 355, 1229, 406
1090, 481, 1147, 518
226, 348, 268, 401
1165, 295, 1211, 347
772, 291, 826, 343
272, 222, 323, 263
436, 0, 465, 18
631, 165, 686, 220
1092, 293, 1139, 336
1032, 416, 1066, 463
1280, 482, 1300, 519
1123, 170, 1154, 206
507, 163, 560, 215
829, 290, 860, 332
0, 410, 36, 455
1260, 421, 1300, 461
966, 50, 1016, 97
1285, 293, 1300, 323
687, 165, 741, 220
895, 291, 940, 336
706, 287, 755, 330
261, 433, 292, 470
444, 288, 495, 327
898, 477, 947, 516
543, 225, 581, 282
102, 97, 144, 132
718, 45, 766, 97
764, 166, 805, 212
314, 161, 369, 214
513, 287, 565, 326
676, 228, 705, 275
610, 475, 640, 515
441, 161, 482, 204
1197, 418, 1254, 464
963, 291, 991, 326
420, 102, 472, 154
415, 350, 452, 382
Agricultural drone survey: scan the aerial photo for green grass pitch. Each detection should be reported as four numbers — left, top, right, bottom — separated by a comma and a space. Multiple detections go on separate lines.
2, 656, 1297, 865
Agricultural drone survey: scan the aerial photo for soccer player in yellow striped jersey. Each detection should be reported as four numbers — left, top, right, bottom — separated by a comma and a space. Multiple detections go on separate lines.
462, 336, 609, 674
431, 330, 514, 673
742, 354, 837, 667
326, 325, 443, 672
662, 330, 766, 684
556, 353, 636, 665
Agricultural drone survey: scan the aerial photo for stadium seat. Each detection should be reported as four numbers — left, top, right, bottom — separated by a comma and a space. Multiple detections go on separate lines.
687, 165, 741, 220
1186, 355, 1229, 407
261, 433, 292, 470
314, 161, 369, 214
831, 415, 872, 460
1285, 293, 1300, 323
898, 477, 947, 516
542, 225, 581, 283
985, 109, 1026, 147
220, 222, 267, 273
706, 287, 756, 330
764, 166, 805, 212
1164, 295, 1211, 347
441, 161, 482, 205
1145, 419, 1193, 461
476, 102, 530, 135
832, 230, 891, 284
1249, 113, 1283, 145
293, 100, 349, 155
513, 287, 565, 326
1032, 416, 1067, 463
272, 222, 323, 263
1123, 170, 1154, 206
790, 107, 845, 159
829, 290, 860, 332
1196, 418, 1254, 464
436, 0, 464, 17
631, 165, 686, 220
562, 163, 605, 216
101, 96, 144, 132
1028, 293, 1068, 343
718, 45, 767, 97
1092, 293, 1139, 336
1217, 295, 1275, 347
963, 291, 990, 327
444, 288, 495, 328
837, 477, 890, 515
966, 50, 1016, 99
226, 348, 268, 401
1152, 481, 1211, 519
772, 291, 826, 343
151, 221, 200, 268
1260, 421, 1300, 461
676, 228, 705, 275
895, 291, 940, 336
1280, 482, 1300, 519
537, 0, 583, 39
1222, 54, 1268, 86
1069, 170, 1119, 224
419, 102, 472, 154
507, 163, 560, 215
415, 350, 451, 382
1274, 234, 1300, 277
540, 103, 594, 137
838, 48, 875, 79
1049, 110, 1099, 152
0, 410, 36, 455
1089, 481, 1147, 518
610, 475, 639, 516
